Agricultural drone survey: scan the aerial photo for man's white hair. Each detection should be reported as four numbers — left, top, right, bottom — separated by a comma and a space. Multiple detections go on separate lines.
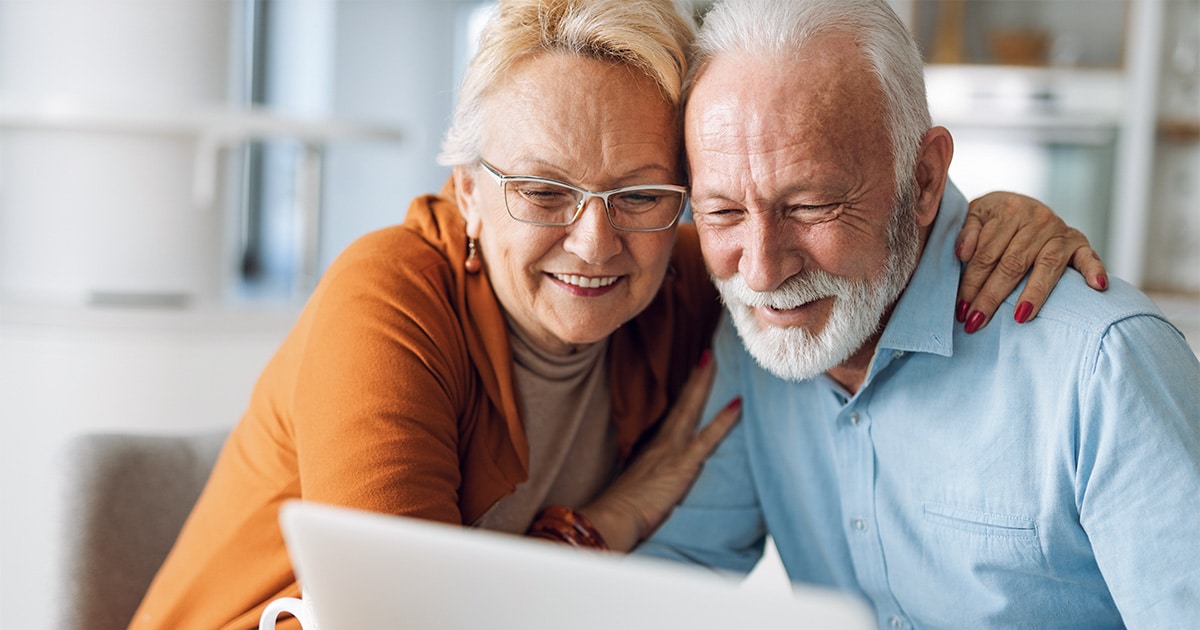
687, 0, 931, 202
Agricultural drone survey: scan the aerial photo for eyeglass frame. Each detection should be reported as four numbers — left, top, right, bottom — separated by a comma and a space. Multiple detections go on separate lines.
478, 160, 688, 232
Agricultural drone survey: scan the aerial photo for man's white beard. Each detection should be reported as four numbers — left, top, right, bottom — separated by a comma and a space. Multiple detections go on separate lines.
713, 196, 922, 382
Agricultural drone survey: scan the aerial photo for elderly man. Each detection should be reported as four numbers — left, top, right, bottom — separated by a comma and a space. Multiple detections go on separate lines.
638, 0, 1200, 627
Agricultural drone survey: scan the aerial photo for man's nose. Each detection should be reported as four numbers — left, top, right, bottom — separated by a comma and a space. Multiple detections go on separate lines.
739, 217, 802, 293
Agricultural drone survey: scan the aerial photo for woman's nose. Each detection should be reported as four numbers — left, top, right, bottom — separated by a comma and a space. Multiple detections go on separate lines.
563, 198, 623, 264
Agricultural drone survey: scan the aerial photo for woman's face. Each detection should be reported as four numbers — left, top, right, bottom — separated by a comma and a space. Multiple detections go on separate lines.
456, 53, 683, 354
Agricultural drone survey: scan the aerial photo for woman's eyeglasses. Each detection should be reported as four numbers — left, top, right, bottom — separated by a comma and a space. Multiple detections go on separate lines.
479, 160, 687, 232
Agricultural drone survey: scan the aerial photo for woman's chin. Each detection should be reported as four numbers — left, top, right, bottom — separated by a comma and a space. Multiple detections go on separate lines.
547, 320, 624, 352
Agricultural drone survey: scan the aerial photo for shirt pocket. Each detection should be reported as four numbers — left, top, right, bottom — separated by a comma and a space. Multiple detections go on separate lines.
915, 503, 1050, 625
921, 502, 1046, 567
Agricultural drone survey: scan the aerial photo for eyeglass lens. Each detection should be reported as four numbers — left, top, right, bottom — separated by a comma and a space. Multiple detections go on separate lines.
504, 179, 684, 230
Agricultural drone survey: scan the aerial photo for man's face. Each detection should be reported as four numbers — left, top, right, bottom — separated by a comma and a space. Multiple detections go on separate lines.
686, 34, 922, 381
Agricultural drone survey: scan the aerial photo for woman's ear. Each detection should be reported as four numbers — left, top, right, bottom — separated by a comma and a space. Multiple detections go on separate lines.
913, 126, 954, 228
454, 164, 483, 238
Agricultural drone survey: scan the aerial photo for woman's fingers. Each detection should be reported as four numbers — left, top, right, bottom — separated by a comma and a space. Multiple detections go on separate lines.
658, 350, 716, 441
1068, 235, 1109, 291
1009, 228, 1109, 324
579, 351, 742, 551
957, 192, 1108, 333
957, 192, 1043, 330
688, 396, 742, 461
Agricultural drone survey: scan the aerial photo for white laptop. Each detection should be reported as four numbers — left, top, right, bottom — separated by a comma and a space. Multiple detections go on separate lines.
276, 500, 875, 629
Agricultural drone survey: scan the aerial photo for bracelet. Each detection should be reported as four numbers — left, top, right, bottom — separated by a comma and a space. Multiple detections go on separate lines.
527, 506, 608, 550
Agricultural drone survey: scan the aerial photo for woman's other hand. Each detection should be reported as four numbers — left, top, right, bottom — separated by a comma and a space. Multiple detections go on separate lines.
955, 191, 1109, 333
578, 351, 741, 552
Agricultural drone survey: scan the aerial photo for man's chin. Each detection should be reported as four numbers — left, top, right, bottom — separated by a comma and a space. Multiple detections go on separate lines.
729, 303, 850, 382
715, 269, 895, 383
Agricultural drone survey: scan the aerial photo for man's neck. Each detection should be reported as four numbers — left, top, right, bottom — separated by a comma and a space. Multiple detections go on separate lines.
828, 222, 934, 395
825, 288, 906, 394
824, 332, 881, 395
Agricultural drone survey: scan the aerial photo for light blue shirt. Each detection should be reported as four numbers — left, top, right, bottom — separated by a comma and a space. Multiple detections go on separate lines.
638, 184, 1200, 629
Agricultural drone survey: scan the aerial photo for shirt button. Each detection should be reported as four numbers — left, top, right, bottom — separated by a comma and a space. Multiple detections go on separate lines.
851, 518, 867, 533
849, 412, 861, 426
889, 614, 905, 629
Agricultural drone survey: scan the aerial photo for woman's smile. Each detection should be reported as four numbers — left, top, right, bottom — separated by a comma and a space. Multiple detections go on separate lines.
549, 272, 623, 296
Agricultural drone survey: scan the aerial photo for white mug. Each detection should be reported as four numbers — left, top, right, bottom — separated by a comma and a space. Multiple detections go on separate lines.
259, 594, 320, 630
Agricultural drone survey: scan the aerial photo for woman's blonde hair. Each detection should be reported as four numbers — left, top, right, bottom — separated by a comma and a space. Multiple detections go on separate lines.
437, 0, 696, 166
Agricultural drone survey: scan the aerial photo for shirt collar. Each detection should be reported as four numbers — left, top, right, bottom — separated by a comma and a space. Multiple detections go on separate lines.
875, 181, 968, 359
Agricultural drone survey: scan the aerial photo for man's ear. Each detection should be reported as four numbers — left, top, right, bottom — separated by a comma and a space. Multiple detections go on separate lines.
913, 126, 954, 228
454, 164, 483, 238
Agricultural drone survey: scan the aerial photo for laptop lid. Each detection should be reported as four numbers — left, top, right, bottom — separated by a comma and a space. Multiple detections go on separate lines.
278, 500, 874, 629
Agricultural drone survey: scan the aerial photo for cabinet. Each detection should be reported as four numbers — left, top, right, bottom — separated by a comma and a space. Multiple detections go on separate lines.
904, 1, 1200, 297
909, 0, 1126, 68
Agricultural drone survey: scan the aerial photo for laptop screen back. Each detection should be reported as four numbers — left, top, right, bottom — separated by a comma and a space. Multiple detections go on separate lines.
279, 501, 875, 629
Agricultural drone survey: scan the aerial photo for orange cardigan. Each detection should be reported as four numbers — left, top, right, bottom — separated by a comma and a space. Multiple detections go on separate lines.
128, 178, 722, 629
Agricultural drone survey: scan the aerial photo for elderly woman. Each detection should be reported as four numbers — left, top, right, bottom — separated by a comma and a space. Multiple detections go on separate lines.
130, 1, 1105, 627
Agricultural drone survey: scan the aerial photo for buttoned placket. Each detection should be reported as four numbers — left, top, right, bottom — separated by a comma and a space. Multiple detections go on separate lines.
829, 349, 911, 628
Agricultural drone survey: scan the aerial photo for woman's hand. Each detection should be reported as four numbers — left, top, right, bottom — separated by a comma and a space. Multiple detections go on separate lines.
578, 352, 741, 552
956, 191, 1109, 333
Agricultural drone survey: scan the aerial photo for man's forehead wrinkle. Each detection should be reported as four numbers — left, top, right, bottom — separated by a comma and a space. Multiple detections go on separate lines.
695, 101, 785, 150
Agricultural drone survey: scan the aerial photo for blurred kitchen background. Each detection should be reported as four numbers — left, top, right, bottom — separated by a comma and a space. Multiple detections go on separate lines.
1, 1, 1197, 627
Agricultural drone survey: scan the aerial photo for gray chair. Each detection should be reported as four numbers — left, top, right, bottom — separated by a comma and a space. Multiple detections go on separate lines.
56, 431, 228, 630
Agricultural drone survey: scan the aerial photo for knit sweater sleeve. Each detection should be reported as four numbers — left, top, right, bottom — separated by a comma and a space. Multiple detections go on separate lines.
285, 226, 473, 524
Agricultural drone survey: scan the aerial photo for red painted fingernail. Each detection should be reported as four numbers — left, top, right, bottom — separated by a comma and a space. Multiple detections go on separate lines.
965, 310, 985, 334
1096, 274, 1108, 290
724, 396, 743, 411
955, 242, 964, 259
956, 300, 970, 323
698, 349, 712, 369
1014, 301, 1034, 324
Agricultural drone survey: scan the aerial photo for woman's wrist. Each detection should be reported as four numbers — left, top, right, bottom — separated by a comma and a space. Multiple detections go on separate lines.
576, 501, 645, 553
527, 506, 609, 550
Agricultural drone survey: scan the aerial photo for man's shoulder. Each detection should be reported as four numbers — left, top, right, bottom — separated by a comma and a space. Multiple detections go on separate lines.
1024, 272, 1173, 337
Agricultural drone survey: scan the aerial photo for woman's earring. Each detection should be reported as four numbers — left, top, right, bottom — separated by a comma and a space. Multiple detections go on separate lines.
464, 237, 481, 274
